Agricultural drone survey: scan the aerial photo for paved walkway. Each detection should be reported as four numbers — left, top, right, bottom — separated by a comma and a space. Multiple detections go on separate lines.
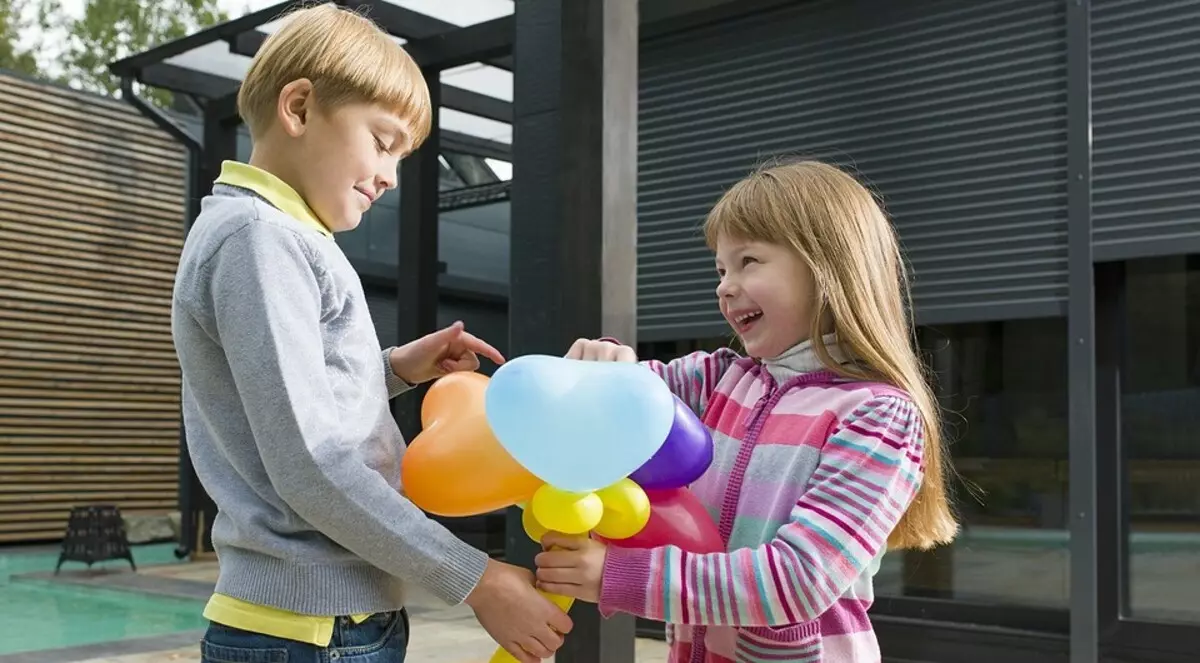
8, 560, 667, 663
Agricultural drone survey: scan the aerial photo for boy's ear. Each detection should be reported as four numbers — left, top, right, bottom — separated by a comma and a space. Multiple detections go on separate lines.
277, 78, 314, 137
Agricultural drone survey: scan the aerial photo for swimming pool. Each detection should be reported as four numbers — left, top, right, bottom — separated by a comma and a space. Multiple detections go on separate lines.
0, 544, 207, 655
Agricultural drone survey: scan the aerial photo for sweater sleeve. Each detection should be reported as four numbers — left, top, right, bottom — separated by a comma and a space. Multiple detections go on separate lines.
640, 348, 742, 418
381, 347, 415, 399
205, 224, 487, 605
599, 394, 925, 626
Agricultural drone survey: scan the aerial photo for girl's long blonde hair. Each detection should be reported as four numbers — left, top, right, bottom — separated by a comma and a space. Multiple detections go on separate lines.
703, 159, 957, 550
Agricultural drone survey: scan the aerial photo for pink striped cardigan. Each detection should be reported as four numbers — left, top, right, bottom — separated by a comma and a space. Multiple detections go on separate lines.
598, 342, 926, 663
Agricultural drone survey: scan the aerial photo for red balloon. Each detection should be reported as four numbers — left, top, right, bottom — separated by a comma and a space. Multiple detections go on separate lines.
597, 488, 724, 554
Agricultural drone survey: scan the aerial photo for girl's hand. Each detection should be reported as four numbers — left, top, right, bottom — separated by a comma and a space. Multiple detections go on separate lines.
565, 338, 637, 362
533, 532, 608, 603
389, 321, 506, 385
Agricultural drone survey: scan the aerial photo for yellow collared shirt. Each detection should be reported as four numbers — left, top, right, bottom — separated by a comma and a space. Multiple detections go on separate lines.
203, 594, 372, 645
215, 160, 333, 238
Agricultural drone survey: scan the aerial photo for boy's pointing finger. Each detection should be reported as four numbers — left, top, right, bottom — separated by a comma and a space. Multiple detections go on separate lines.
461, 331, 506, 365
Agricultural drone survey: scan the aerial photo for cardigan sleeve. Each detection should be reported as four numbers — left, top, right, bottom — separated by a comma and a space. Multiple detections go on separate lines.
597, 337, 741, 419
640, 348, 742, 418
599, 394, 926, 627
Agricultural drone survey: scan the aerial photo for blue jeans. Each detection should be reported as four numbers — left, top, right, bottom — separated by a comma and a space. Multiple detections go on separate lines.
200, 611, 409, 663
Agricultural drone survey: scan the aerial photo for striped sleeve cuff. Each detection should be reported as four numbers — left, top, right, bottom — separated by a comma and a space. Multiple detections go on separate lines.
599, 545, 653, 619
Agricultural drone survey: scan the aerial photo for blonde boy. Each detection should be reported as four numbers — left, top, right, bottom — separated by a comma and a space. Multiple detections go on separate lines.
171, 6, 571, 662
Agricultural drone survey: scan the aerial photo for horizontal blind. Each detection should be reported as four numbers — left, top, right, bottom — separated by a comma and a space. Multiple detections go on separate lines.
1092, 0, 1200, 259
637, 0, 1069, 340
0, 73, 185, 543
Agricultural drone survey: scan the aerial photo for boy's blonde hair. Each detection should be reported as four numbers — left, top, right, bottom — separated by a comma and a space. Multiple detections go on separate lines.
704, 159, 958, 550
238, 4, 432, 146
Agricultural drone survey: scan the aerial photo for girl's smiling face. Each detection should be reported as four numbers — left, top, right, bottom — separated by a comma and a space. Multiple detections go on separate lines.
714, 234, 819, 359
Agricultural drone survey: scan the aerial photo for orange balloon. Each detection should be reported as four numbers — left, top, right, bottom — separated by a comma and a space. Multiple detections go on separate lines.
401, 372, 543, 516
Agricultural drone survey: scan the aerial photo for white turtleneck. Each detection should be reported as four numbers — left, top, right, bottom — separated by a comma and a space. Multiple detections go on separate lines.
762, 333, 850, 383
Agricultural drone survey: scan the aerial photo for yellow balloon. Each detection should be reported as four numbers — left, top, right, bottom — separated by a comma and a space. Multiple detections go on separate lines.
489, 591, 576, 663
522, 505, 549, 543
592, 478, 651, 539
530, 485, 603, 534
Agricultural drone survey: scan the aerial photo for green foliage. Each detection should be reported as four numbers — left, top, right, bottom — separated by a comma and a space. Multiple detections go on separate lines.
0, 0, 41, 76
3, 0, 230, 107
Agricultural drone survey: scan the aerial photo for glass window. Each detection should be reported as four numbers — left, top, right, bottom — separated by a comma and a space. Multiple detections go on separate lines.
876, 318, 1070, 608
1124, 255, 1200, 624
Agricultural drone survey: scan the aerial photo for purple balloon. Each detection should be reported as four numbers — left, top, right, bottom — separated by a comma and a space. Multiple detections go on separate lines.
629, 396, 713, 489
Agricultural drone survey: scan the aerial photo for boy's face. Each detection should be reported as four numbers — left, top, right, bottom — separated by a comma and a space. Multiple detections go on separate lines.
277, 81, 414, 232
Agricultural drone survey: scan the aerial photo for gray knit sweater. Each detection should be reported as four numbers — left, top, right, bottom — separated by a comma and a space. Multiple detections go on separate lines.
172, 184, 487, 615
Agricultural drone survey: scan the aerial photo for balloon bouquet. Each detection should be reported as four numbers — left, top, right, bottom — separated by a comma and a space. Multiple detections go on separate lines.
401, 355, 723, 663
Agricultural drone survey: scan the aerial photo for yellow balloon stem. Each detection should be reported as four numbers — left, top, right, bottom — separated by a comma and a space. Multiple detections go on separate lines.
522, 506, 550, 543
488, 589, 576, 663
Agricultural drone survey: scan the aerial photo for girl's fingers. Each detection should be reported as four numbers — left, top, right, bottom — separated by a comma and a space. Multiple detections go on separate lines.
535, 566, 581, 584
534, 550, 575, 568
540, 532, 585, 550
565, 339, 587, 359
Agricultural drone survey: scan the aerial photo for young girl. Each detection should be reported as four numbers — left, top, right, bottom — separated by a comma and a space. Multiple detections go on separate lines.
534, 160, 958, 662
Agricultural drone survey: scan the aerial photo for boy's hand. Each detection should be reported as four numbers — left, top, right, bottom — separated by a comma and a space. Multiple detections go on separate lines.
565, 338, 637, 363
390, 321, 505, 385
533, 533, 607, 603
466, 559, 573, 662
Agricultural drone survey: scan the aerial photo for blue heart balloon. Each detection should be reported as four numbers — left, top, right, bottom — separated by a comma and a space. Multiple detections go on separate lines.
484, 355, 677, 493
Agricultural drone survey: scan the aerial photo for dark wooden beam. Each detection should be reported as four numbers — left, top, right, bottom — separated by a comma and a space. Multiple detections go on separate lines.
440, 130, 510, 161
405, 16, 513, 70
109, 0, 302, 76
344, 0, 456, 37
119, 77, 202, 152
439, 83, 512, 123
183, 101, 241, 558
343, 0, 513, 71
508, 0, 639, 661
207, 90, 239, 125
139, 63, 239, 99
394, 66, 442, 439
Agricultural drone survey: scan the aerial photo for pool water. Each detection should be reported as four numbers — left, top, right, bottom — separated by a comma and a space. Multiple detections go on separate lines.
0, 544, 208, 655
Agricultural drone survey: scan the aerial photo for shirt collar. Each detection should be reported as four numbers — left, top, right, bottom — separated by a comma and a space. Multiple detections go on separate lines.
215, 161, 332, 238
762, 333, 850, 383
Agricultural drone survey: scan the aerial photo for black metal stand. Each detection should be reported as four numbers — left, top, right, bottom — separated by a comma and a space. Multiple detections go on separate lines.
55, 505, 137, 574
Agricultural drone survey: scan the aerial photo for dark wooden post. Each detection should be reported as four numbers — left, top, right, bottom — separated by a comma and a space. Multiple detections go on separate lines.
184, 103, 240, 558
508, 0, 640, 660
395, 67, 443, 439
